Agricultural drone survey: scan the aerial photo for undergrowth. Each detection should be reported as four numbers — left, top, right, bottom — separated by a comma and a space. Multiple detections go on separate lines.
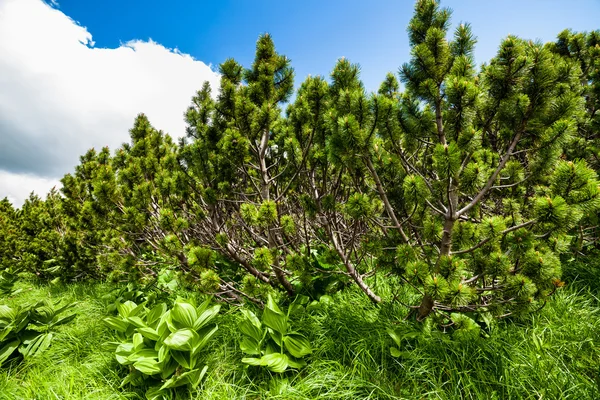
0, 275, 599, 399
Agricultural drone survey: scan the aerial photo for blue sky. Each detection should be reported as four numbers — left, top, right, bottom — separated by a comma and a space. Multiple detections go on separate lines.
1, 0, 598, 205
52, 0, 599, 92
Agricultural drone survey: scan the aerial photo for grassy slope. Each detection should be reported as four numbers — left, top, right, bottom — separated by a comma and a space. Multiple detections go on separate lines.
0, 277, 599, 400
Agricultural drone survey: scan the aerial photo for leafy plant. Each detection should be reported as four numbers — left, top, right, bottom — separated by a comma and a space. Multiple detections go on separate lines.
0, 300, 77, 366
387, 325, 421, 359
0, 267, 22, 296
239, 295, 312, 373
103, 298, 220, 399
101, 280, 174, 315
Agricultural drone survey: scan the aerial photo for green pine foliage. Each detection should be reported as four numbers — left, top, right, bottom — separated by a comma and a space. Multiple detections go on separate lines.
2, 0, 600, 336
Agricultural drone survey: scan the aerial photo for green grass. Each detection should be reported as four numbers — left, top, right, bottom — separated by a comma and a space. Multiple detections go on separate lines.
1, 277, 599, 399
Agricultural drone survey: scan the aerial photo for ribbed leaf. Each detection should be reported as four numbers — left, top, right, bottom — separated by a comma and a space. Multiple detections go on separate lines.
239, 336, 261, 355
103, 316, 129, 333
283, 333, 312, 358
164, 329, 197, 351
127, 316, 148, 329
134, 358, 161, 375
192, 324, 218, 354
193, 304, 220, 330
20, 333, 53, 359
286, 356, 307, 369
115, 342, 135, 365
146, 303, 167, 327
170, 350, 190, 369
132, 333, 144, 350
0, 339, 19, 366
241, 357, 262, 366
145, 386, 173, 400
262, 307, 287, 336
116, 301, 137, 318
260, 353, 289, 373
0, 305, 16, 321
160, 358, 178, 380
239, 310, 263, 342
171, 302, 197, 329
52, 313, 77, 327
138, 327, 160, 341
160, 365, 208, 390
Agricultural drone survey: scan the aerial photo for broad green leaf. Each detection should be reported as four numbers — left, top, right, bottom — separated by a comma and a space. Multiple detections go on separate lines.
53, 302, 78, 316
157, 311, 171, 338
192, 324, 218, 355
160, 358, 178, 380
170, 350, 190, 369
0, 305, 16, 321
160, 366, 207, 390
115, 342, 135, 365
120, 370, 143, 388
146, 303, 167, 327
102, 341, 120, 352
103, 316, 129, 333
188, 365, 208, 389
268, 329, 283, 347
116, 301, 137, 318
15, 313, 31, 333
133, 333, 144, 350
19, 333, 53, 359
195, 298, 213, 315
240, 309, 261, 329
51, 313, 77, 327
260, 353, 289, 373
128, 348, 159, 362
164, 328, 197, 351
283, 333, 312, 358
145, 385, 173, 400
386, 328, 401, 347
0, 326, 13, 341
241, 357, 262, 366
266, 294, 284, 315
134, 358, 161, 375
127, 316, 147, 329
239, 311, 263, 342
31, 305, 54, 324
265, 341, 279, 355
31, 332, 53, 357
171, 302, 197, 329
291, 294, 310, 307
129, 303, 147, 317
0, 339, 19, 366
239, 336, 261, 355
158, 345, 169, 363
193, 304, 220, 330
401, 331, 420, 341
287, 357, 307, 369
288, 303, 305, 316
138, 327, 160, 341
390, 347, 402, 358
262, 307, 287, 336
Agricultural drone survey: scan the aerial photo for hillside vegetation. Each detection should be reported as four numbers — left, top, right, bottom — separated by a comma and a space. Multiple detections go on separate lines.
1, 0, 600, 398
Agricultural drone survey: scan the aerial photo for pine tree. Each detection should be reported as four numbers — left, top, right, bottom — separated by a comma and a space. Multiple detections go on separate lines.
549, 29, 600, 250
325, 0, 600, 320
0, 198, 21, 272
179, 34, 302, 298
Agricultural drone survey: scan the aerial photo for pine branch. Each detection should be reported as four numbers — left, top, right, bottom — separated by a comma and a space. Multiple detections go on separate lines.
450, 219, 536, 255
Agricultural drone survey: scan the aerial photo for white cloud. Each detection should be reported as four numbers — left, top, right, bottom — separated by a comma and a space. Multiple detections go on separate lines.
0, 0, 221, 207
0, 171, 60, 206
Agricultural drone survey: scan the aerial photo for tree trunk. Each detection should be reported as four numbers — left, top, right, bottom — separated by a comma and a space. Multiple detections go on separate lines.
439, 215, 457, 257
258, 129, 295, 296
